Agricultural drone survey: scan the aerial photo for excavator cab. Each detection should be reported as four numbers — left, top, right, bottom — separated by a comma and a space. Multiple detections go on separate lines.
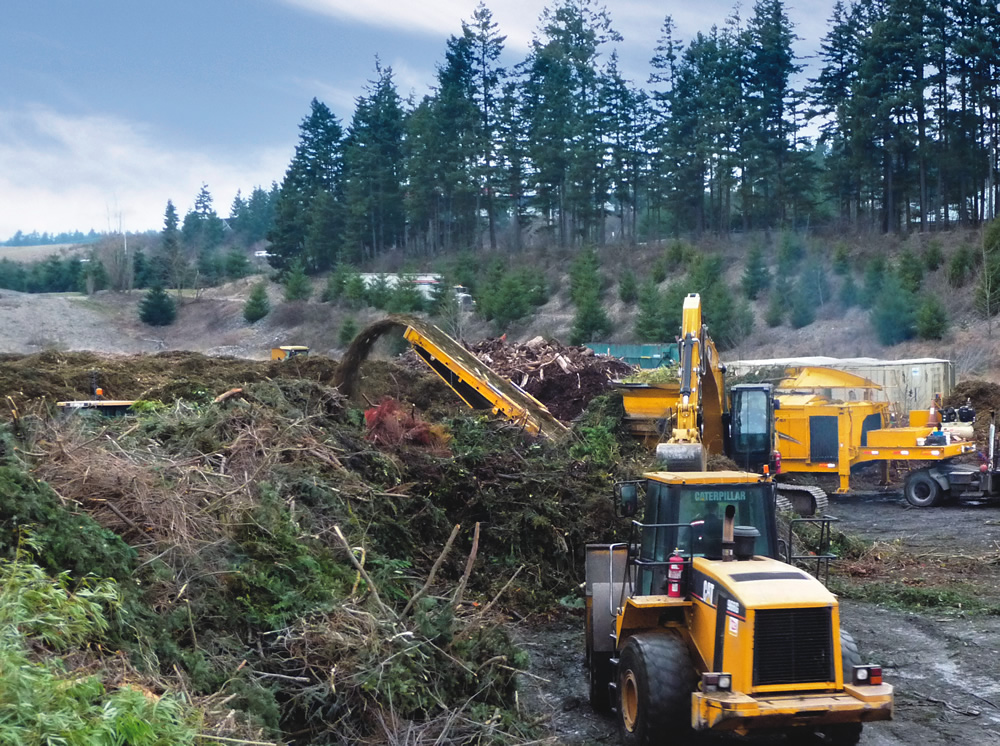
728, 384, 776, 473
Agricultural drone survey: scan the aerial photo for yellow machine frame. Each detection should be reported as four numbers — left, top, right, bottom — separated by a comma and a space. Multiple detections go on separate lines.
401, 323, 567, 438
587, 470, 893, 739
271, 345, 310, 361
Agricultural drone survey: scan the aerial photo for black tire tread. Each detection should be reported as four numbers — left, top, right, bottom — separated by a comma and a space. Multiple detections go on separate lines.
904, 469, 942, 507
619, 632, 696, 746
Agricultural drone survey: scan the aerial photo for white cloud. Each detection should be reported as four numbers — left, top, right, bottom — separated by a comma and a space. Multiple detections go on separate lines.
280, 0, 543, 48
0, 107, 291, 239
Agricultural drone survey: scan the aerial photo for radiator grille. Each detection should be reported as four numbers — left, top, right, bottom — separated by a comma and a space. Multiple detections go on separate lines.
754, 607, 833, 686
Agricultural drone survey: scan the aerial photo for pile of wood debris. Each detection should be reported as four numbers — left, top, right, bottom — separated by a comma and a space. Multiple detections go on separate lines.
468, 336, 634, 421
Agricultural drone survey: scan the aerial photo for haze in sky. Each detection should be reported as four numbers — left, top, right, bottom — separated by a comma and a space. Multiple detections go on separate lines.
0, 0, 832, 241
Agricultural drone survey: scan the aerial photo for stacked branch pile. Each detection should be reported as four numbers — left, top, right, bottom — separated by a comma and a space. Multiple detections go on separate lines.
469, 336, 633, 421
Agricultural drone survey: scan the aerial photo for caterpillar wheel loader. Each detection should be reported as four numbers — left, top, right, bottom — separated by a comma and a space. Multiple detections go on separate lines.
585, 470, 892, 745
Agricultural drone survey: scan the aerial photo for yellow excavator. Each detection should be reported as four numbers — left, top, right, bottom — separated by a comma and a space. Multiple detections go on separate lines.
586, 469, 893, 744
655, 293, 727, 471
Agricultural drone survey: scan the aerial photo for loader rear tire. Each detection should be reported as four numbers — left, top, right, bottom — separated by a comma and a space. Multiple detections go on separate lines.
904, 470, 942, 508
618, 632, 695, 746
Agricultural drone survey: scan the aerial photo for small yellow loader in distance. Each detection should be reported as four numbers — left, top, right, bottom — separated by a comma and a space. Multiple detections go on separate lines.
271, 345, 310, 361
585, 470, 892, 744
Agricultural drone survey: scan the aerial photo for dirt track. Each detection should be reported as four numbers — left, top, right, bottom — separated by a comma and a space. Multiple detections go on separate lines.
518, 489, 1000, 745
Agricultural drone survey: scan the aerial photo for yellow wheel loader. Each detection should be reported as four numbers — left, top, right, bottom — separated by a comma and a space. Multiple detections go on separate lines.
585, 470, 892, 744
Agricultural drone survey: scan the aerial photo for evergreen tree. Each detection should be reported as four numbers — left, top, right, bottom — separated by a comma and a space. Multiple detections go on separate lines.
619, 269, 638, 304
224, 248, 251, 280
569, 248, 602, 305
800, 259, 831, 306
897, 249, 924, 293
339, 317, 359, 346
322, 263, 353, 303
387, 276, 426, 313
570, 290, 612, 344
269, 100, 345, 271
161, 200, 186, 291
948, 245, 974, 288
139, 285, 177, 326
765, 289, 785, 327
839, 272, 859, 308
303, 190, 344, 272
634, 280, 663, 340
860, 255, 887, 308
789, 278, 815, 328
924, 241, 944, 271
832, 243, 851, 275
741, 244, 771, 299
870, 272, 916, 345
243, 281, 271, 322
915, 295, 948, 340
283, 261, 312, 301
342, 61, 406, 261
182, 184, 226, 253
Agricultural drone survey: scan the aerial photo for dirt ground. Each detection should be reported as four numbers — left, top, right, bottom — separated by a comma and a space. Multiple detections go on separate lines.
516, 488, 1000, 745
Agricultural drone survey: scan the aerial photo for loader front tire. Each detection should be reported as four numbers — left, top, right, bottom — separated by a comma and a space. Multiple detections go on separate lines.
618, 632, 695, 746
904, 470, 942, 507
813, 630, 864, 745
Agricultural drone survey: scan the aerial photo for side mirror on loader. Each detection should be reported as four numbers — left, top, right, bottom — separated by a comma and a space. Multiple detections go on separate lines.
615, 481, 641, 518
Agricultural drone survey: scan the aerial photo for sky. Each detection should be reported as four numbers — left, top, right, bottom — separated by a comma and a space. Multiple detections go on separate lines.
0, 0, 834, 242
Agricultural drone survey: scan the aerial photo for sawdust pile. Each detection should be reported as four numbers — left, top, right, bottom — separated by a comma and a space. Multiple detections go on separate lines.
469, 336, 633, 421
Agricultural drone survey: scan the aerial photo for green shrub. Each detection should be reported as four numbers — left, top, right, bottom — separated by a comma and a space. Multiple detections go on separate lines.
924, 240, 944, 271
777, 232, 804, 268
665, 240, 687, 270
569, 249, 602, 305
386, 276, 426, 313
839, 273, 859, 308
569, 291, 612, 344
243, 281, 271, 322
138, 285, 176, 326
948, 244, 974, 288
789, 279, 816, 328
339, 317, 359, 346
870, 272, 916, 345
741, 244, 770, 300
0, 552, 202, 745
832, 242, 851, 275
765, 291, 784, 327
618, 269, 638, 304
897, 249, 924, 293
915, 296, 949, 340
283, 260, 312, 302
860, 255, 887, 308
634, 280, 663, 340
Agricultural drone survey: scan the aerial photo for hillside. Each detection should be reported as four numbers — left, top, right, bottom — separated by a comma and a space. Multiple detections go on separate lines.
0, 231, 997, 383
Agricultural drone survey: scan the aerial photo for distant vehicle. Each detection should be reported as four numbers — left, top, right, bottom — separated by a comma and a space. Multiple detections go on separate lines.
359, 273, 475, 307
254, 250, 272, 258
271, 345, 309, 361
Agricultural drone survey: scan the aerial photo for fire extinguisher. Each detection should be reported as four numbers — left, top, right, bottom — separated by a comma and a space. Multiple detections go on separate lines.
772, 450, 782, 474
667, 550, 685, 598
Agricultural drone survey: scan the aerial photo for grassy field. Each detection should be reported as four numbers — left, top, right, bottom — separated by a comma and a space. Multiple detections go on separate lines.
0, 243, 84, 262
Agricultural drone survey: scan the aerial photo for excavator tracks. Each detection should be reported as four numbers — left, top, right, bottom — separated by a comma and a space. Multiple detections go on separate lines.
775, 484, 829, 517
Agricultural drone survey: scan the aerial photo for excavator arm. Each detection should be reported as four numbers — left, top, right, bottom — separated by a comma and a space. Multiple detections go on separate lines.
656, 293, 726, 471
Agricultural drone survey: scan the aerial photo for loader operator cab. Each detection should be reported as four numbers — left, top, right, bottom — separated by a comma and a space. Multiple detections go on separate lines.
628, 474, 779, 596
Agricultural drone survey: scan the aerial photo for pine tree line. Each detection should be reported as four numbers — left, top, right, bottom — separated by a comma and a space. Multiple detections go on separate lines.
260, 0, 1000, 273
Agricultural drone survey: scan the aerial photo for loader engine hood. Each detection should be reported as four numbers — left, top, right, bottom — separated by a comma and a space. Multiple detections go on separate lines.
688, 556, 842, 695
